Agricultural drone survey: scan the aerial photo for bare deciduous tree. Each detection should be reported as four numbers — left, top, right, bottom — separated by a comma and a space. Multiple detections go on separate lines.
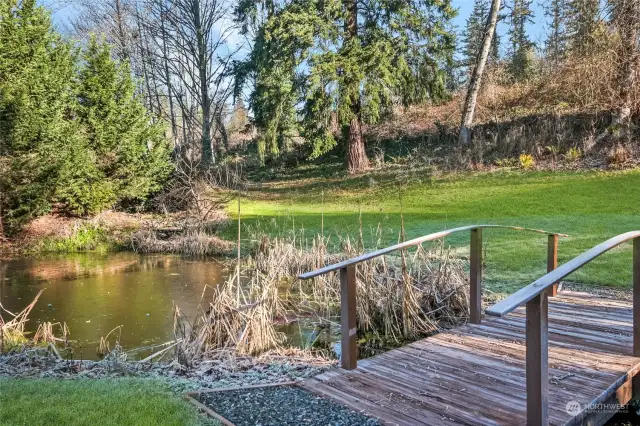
459, 0, 501, 145
610, 0, 640, 135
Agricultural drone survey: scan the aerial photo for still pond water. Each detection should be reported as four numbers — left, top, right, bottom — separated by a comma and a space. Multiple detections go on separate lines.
0, 253, 231, 359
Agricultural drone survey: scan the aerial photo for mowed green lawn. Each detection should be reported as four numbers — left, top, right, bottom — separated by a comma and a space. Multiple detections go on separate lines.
235, 168, 640, 294
0, 379, 212, 426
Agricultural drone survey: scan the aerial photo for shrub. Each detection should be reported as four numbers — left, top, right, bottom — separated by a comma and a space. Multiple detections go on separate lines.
564, 147, 582, 163
494, 157, 518, 168
608, 144, 630, 165
519, 154, 535, 170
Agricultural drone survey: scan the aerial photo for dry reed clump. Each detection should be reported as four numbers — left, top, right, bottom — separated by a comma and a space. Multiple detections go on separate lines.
172, 261, 289, 366
131, 228, 233, 256
0, 291, 43, 352
282, 237, 469, 342
0, 291, 71, 355
173, 233, 469, 366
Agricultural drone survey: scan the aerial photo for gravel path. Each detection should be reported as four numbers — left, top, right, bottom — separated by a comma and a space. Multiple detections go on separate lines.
197, 385, 380, 426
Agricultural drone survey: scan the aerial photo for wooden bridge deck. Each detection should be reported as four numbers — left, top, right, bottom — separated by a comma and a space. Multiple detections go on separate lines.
299, 291, 640, 425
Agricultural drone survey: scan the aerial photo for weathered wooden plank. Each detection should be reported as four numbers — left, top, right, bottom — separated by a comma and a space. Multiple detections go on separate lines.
300, 378, 426, 426
395, 341, 615, 399
304, 291, 640, 426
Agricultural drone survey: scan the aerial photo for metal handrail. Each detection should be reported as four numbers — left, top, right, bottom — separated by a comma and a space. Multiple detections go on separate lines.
298, 225, 567, 279
486, 230, 640, 317
298, 224, 566, 371
484, 230, 640, 425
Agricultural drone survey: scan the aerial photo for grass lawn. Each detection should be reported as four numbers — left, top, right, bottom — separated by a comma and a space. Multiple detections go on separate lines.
0, 378, 213, 426
233, 166, 640, 295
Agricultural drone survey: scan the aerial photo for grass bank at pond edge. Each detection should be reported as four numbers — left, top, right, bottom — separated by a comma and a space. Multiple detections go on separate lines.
230, 168, 640, 293
0, 378, 215, 426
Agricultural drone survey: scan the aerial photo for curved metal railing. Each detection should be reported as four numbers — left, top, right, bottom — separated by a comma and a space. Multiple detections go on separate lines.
487, 230, 640, 317
298, 224, 567, 370
299, 224, 567, 279
485, 230, 640, 425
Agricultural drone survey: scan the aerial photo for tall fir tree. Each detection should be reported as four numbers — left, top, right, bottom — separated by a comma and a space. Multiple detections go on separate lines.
544, 0, 568, 67
233, 0, 299, 164
245, 0, 456, 173
0, 0, 82, 229
75, 37, 172, 211
507, 0, 536, 81
565, 0, 601, 52
0, 2, 171, 232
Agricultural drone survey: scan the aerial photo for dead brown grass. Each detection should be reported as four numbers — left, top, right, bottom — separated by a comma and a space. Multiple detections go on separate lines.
131, 229, 233, 256
172, 232, 469, 366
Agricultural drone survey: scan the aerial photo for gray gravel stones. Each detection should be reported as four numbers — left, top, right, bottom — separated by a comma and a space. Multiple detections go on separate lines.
197, 385, 380, 426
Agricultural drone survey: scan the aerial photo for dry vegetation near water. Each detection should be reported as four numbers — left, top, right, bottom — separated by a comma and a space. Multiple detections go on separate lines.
131, 228, 233, 256
172, 233, 469, 366
1, 225, 470, 371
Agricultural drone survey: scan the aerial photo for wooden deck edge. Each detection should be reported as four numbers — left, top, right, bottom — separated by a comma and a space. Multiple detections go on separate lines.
563, 362, 640, 426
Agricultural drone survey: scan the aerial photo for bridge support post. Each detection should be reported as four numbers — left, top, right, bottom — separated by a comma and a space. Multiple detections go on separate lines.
470, 228, 482, 324
634, 238, 640, 357
526, 293, 549, 426
340, 265, 357, 370
546, 235, 559, 297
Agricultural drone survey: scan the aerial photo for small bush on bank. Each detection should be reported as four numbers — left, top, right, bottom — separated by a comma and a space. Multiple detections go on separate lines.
37, 224, 120, 253
564, 147, 582, 163
519, 154, 536, 170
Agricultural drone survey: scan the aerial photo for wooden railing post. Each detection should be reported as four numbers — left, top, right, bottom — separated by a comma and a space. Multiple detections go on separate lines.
340, 265, 357, 369
546, 234, 559, 297
526, 292, 549, 426
634, 238, 640, 357
470, 228, 483, 324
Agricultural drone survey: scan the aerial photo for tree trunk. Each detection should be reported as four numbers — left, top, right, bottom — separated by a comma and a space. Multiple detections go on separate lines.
194, 1, 214, 169
347, 116, 369, 173
0, 200, 4, 241
612, 0, 639, 137
459, 0, 501, 145
114, 0, 131, 65
344, 0, 369, 173
159, 0, 178, 150
134, 4, 154, 115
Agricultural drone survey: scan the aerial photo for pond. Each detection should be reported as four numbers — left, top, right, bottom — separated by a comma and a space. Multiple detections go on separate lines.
0, 253, 231, 359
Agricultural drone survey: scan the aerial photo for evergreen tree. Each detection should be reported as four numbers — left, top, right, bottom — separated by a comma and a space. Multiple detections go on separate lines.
544, 0, 568, 67
507, 0, 536, 81
462, 0, 500, 70
248, 0, 456, 173
0, 0, 81, 229
566, 0, 601, 52
233, 0, 302, 163
75, 37, 172, 211
0, 2, 171, 232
